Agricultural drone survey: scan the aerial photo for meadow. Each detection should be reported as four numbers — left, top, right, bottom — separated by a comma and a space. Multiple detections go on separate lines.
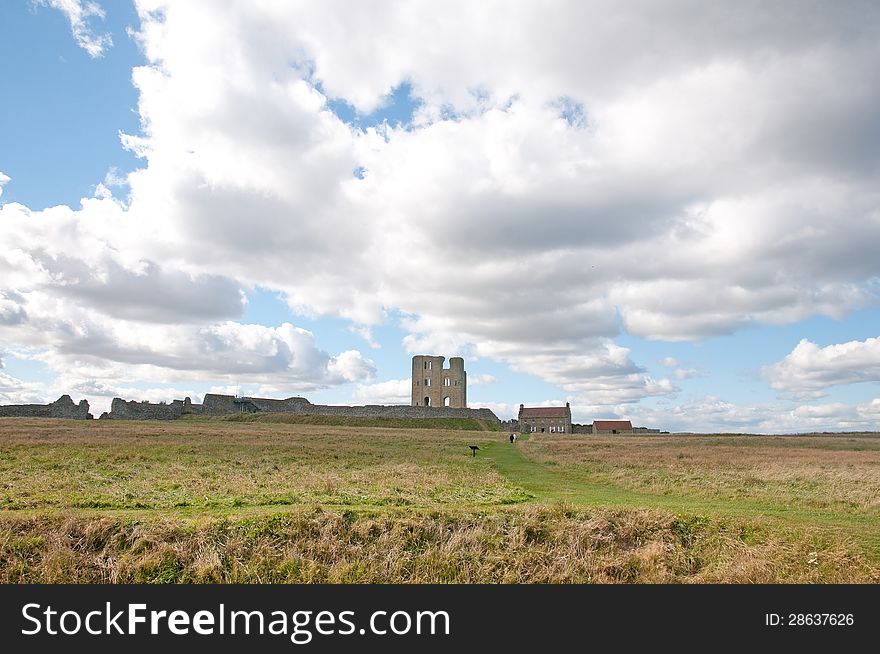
1, 418, 878, 583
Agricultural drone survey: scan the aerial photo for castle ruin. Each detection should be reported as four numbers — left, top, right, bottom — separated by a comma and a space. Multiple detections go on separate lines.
97, 393, 497, 423
411, 355, 466, 408
0, 395, 92, 419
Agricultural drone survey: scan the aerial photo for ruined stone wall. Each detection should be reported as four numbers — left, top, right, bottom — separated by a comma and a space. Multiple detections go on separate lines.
202, 393, 498, 423
0, 395, 91, 419
106, 398, 184, 420
287, 402, 497, 422
96, 392, 498, 423
200, 394, 312, 415
104, 396, 203, 420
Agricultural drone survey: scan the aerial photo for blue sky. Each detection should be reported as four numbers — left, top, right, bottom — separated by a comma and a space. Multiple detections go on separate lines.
2, 2, 879, 431
0, 2, 141, 209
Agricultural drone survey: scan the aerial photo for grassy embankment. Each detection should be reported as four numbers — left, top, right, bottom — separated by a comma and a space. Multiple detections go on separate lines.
0, 418, 877, 583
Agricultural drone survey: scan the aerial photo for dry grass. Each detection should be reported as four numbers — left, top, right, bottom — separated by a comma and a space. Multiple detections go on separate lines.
1, 419, 878, 583
1, 506, 875, 583
521, 435, 880, 513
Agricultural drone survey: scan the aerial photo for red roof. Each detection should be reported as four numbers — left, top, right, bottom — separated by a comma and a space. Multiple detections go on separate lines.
593, 420, 633, 430
519, 406, 570, 418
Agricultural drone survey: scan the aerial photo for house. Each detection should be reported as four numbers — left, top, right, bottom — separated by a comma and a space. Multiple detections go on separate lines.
518, 403, 572, 434
593, 420, 633, 434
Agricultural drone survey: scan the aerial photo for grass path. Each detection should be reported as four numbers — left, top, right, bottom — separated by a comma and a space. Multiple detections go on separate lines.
481, 437, 880, 559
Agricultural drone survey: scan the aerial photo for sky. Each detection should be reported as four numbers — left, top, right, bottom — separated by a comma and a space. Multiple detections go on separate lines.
1, 0, 880, 432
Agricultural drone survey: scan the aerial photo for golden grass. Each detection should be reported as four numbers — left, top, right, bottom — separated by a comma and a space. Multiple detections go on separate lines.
521, 435, 880, 513
2, 506, 875, 583
1, 419, 878, 583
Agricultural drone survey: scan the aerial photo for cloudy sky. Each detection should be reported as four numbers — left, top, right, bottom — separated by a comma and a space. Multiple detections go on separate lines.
2, 1, 880, 432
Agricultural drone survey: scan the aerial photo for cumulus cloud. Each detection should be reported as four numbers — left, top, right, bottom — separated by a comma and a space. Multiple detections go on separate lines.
0, 366, 48, 406
0, 172, 9, 199
349, 325, 380, 349
114, 4, 880, 350
0, 295, 376, 391
37, 0, 113, 58
673, 368, 703, 380
352, 378, 411, 405
630, 395, 880, 434
4, 1, 880, 428
763, 337, 880, 398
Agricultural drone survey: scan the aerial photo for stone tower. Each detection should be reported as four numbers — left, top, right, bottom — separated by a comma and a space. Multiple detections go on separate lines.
411, 355, 467, 408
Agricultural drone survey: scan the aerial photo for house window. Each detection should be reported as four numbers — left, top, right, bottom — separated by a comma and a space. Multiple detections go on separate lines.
425, 378, 431, 387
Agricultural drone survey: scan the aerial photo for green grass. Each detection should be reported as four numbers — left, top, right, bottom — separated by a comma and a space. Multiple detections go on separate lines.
187, 413, 500, 431
480, 435, 880, 559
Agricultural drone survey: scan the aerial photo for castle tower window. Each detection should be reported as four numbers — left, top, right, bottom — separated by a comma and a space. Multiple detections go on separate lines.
444, 396, 451, 407
424, 396, 430, 406
424, 361, 432, 370
444, 378, 450, 386
425, 378, 431, 387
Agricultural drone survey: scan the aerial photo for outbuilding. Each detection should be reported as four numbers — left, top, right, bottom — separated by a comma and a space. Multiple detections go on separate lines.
592, 420, 633, 434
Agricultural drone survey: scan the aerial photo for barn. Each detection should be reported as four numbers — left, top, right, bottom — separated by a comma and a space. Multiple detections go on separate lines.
592, 420, 633, 434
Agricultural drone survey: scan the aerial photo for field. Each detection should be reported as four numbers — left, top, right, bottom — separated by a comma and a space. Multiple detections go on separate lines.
1, 417, 878, 583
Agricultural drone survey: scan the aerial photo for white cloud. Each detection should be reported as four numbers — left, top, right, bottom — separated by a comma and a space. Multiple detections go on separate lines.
659, 357, 678, 368
326, 350, 376, 384
349, 325, 380, 349
124, 3, 880, 355
37, 0, 113, 58
0, 364, 48, 405
3, 1, 880, 428
0, 172, 9, 199
468, 374, 497, 386
352, 378, 411, 405
763, 337, 880, 398
630, 395, 880, 434
673, 368, 702, 380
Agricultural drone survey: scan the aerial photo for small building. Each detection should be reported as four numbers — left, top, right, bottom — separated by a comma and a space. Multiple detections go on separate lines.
518, 403, 572, 434
593, 419, 633, 434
